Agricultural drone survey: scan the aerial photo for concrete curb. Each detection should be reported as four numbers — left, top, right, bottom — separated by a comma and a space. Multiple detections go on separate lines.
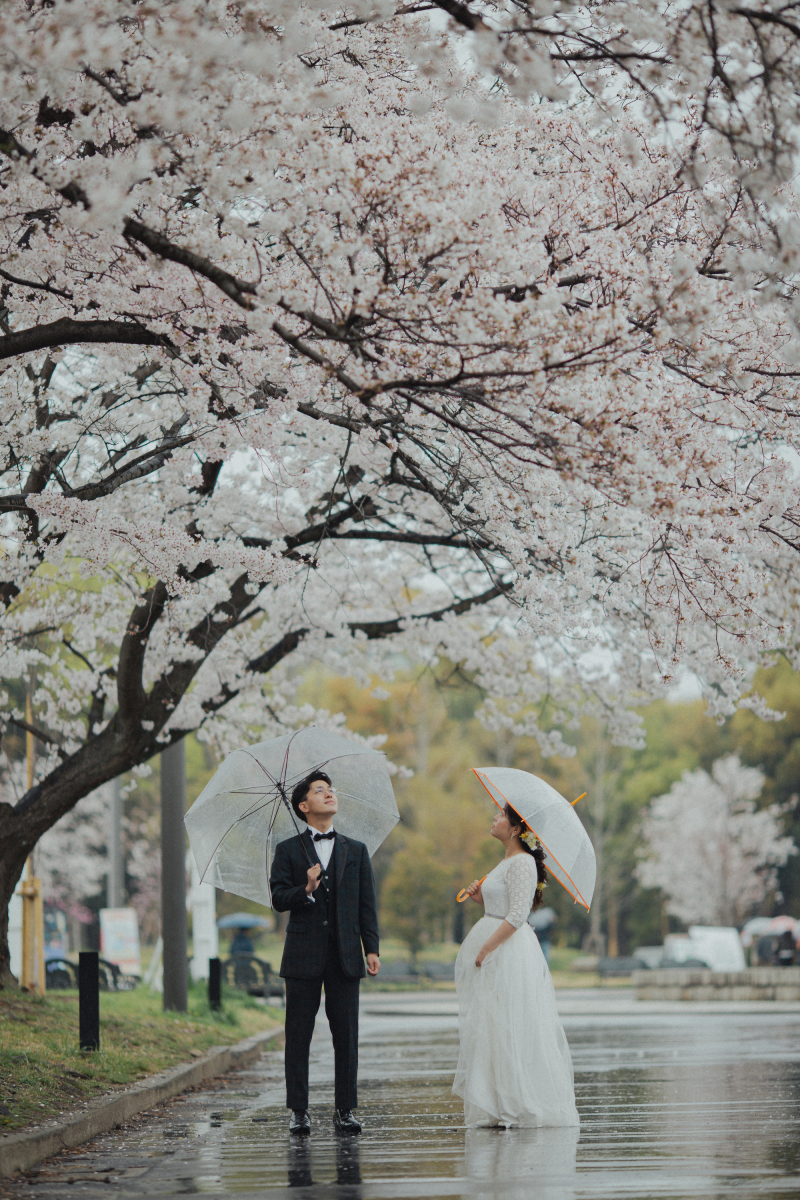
0, 1024, 284, 1179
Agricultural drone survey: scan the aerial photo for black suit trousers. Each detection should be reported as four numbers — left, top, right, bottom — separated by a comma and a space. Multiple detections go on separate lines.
284, 940, 360, 1111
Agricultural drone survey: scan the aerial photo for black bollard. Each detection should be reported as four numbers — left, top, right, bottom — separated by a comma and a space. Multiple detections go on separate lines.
208, 957, 221, 1011
78, 951, 100, 1051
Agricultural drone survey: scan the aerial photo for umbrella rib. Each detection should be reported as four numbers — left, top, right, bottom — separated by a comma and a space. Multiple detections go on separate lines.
282, 751, 381, 782
238, 747, 314, 866
192, 788, 282, 885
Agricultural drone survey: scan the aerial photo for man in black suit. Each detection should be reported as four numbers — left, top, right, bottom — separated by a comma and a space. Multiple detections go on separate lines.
269, 770, 381, 1137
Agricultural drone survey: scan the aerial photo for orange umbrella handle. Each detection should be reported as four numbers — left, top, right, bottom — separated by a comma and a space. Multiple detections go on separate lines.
457, 875, 487, 903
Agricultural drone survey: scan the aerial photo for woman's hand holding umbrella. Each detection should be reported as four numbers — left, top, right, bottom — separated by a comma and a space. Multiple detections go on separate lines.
461, 878, 486, 904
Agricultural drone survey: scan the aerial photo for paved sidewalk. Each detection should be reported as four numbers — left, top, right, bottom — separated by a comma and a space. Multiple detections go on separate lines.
3, 990, 799, 1199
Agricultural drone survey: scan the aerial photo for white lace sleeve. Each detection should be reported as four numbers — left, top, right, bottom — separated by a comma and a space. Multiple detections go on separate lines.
504, 855, 537, 929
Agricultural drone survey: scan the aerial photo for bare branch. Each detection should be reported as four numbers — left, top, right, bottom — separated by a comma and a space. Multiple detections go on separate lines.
0, 318, 164, 361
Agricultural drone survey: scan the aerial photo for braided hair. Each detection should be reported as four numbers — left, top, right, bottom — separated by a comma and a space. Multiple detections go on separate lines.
504, 803, 548, 912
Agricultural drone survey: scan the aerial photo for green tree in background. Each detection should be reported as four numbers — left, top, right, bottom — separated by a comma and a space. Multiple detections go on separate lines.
380, 837, 453, 964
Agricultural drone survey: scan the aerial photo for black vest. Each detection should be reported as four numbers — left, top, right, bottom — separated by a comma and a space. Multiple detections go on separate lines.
312, 838, 338, 943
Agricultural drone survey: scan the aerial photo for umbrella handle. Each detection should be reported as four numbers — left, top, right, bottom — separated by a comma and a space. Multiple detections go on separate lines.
457, 875, 487, 903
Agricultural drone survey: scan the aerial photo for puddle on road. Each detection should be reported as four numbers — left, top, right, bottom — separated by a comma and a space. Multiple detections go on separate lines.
8, 1011, 800, 1200
177, 1013, 800, 1199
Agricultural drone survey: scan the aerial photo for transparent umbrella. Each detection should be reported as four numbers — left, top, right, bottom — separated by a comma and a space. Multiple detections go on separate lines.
470, 767, 596, 910
184, 727, 399, 907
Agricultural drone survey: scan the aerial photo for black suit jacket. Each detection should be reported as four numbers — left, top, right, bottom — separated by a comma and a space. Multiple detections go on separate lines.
269, 829, 380, 980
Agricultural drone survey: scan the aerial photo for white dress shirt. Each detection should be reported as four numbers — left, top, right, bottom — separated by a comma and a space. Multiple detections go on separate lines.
311, 828, 336, 870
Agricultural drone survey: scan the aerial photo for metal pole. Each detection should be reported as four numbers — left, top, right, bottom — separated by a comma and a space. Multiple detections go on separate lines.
107, 778, 123, 909
79, 951, 100, 1051
161, 739, 188, 1012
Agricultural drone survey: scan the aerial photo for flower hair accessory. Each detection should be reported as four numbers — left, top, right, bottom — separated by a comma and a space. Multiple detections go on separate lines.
520, 828, 540, 851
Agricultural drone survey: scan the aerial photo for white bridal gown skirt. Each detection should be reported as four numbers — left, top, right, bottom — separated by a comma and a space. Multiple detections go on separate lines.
453, 918, 579, 1128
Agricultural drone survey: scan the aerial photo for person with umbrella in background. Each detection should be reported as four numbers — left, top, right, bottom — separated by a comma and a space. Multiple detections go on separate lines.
217, 912, 271, 955
231, 927, 255, 956
269, 770, 381, 1138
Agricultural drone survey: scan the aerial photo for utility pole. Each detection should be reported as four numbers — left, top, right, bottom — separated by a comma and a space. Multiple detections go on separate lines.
107, 778, 123, 909
161, 739, 188, 1012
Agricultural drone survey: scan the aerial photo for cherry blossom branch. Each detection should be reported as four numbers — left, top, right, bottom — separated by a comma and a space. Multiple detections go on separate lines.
4, 717, 63, 750
122, 221, 259, 310
0, 420, 195, 512
0, 318, 164, 361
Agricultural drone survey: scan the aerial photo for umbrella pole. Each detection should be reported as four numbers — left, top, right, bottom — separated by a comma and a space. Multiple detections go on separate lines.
276, 782, 315, 866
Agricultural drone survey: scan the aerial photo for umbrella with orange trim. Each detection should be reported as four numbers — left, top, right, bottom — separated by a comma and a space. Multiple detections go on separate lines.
461, 767, 596, 910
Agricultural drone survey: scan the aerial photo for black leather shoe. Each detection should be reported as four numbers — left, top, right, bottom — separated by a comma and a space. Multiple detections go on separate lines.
334, 1109, 362, 1134
289, 1109, 310, 1136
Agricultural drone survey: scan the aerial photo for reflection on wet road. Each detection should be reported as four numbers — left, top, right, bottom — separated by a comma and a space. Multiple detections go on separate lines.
10, 991, 800, 1200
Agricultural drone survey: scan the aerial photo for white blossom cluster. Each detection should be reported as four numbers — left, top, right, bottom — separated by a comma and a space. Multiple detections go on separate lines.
34, 785, 109, 908
2, 0, 800, 954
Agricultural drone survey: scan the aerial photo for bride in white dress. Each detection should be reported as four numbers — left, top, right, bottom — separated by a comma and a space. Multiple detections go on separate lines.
453, 803, 579, 1129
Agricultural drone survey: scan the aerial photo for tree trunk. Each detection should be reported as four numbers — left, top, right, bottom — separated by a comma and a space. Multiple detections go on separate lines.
452, 899, 465, 944
607, 889, 619, 958
0, 804, 27, 986
0, 721, 159, 987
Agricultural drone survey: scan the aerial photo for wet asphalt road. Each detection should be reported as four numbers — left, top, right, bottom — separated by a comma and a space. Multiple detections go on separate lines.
6, 990, 800, 1200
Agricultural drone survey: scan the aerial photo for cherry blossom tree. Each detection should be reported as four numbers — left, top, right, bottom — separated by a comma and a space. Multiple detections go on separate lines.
638, 755, 796, 927
3, 0, 800, 984
35, 786, 109, 913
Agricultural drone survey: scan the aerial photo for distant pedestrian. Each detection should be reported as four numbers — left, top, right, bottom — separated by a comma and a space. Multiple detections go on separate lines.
231, 930, 255, 956
528, 905, 557, 964
756, 934, 776, 965
776, 930, 796, 967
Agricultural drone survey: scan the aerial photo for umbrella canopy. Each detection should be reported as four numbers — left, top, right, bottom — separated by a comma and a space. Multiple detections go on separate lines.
472, 767, 596, 910
740, 915, 798, 946
217, 913, 271, 930
185, 727, 399, 907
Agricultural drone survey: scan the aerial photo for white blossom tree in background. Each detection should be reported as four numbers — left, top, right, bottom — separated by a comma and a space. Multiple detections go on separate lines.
4, 0, 800, 981
34, 782, 156, 944
638, 755, 796, 927
35, 787, 108, 912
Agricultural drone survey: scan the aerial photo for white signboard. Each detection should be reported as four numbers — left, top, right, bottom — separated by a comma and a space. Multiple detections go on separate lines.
99, 907, 141, 976
188, 851, 218, 981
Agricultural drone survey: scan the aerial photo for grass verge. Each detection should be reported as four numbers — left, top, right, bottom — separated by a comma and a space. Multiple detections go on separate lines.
0, 981, 283, 1134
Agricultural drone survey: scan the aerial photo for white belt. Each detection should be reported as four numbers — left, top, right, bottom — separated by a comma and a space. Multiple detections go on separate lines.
484, 912, 505, 920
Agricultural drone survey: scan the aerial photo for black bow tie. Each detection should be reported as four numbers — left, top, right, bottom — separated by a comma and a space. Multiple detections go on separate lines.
312, 830, 335, 841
